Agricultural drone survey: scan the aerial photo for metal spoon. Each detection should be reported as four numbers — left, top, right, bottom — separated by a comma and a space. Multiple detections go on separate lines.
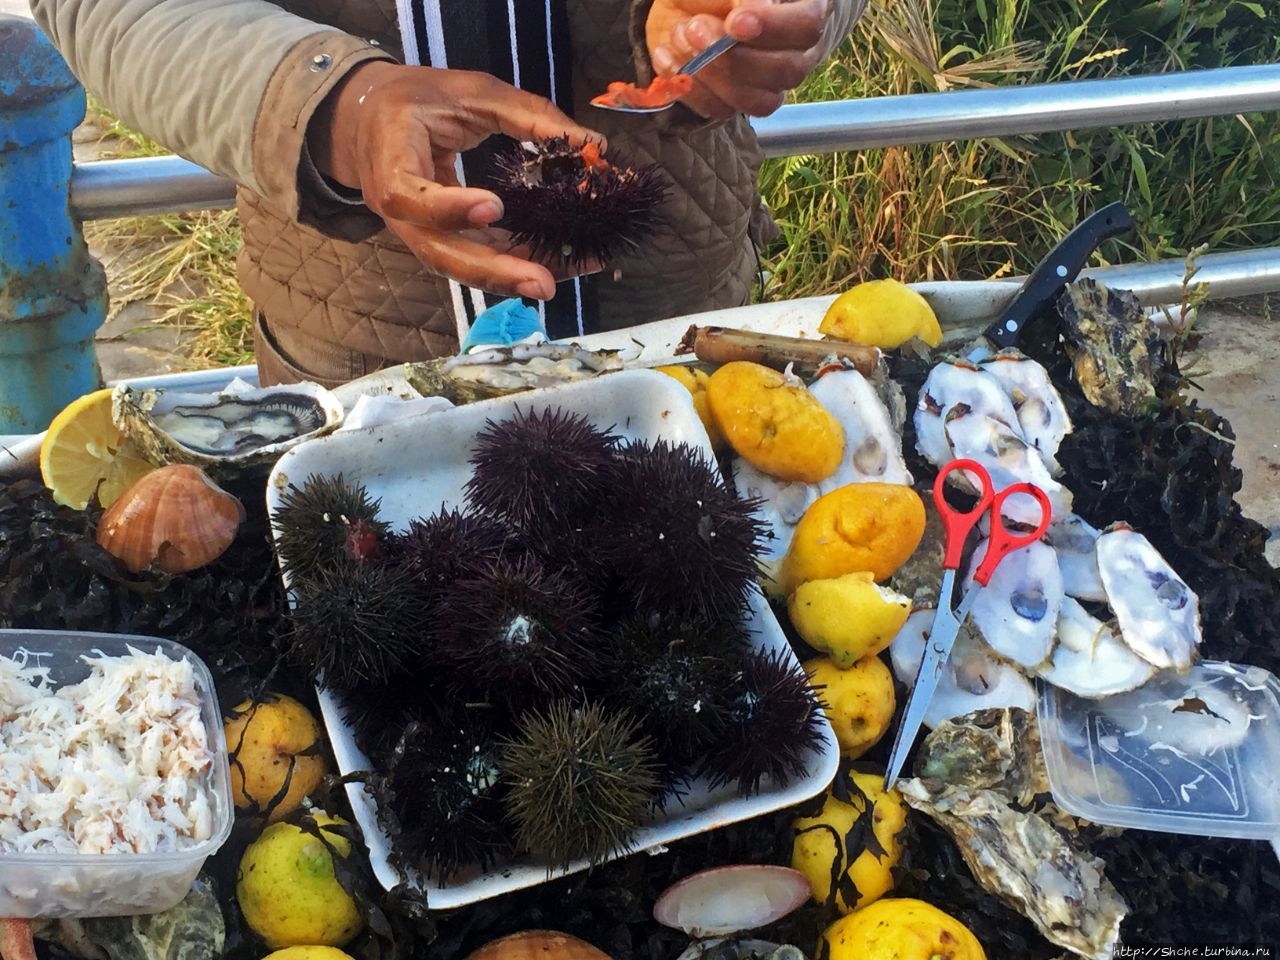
591, 34, 737, 114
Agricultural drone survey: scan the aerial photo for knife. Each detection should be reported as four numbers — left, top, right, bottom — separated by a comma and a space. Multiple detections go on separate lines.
967, 201, 1133, 363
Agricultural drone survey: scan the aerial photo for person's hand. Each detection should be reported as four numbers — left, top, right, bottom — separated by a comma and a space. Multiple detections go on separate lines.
309, 61, 605, 301
646, 0, 831, 120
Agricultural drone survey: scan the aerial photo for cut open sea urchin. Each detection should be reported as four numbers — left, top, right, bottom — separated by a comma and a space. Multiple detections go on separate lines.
491, 136, 670, 268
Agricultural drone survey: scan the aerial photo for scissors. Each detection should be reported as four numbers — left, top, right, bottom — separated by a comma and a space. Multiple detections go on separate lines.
883, 458, 1052, 789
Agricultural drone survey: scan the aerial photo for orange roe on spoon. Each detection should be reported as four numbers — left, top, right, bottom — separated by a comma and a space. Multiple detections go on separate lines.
591, 73, 694, 110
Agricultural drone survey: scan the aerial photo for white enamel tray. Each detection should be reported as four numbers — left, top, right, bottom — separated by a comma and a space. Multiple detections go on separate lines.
265, 369, 840, 909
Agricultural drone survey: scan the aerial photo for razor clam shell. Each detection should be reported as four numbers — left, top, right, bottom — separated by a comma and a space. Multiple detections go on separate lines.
113, 379, 344, 475
899, 777, 1127, 960
404, 344, 624, 404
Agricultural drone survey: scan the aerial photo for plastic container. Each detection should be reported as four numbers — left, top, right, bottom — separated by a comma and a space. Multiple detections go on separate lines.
1037, 660, 1280, 846
0, 629, 234, 917
266, 369, 841, 908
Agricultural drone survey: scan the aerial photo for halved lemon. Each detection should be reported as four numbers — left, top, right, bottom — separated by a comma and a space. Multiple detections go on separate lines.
39, 388, 155, 510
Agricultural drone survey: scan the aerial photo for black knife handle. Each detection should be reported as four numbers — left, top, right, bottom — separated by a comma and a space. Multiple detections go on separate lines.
983, 201, 1134, 350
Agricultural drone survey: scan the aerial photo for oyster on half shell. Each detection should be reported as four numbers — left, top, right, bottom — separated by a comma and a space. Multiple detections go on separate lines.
113, 379, 344, 474
404, 343, 624, 405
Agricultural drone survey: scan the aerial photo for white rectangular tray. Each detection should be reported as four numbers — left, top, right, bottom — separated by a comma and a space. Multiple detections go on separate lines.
265, 369, 840, 909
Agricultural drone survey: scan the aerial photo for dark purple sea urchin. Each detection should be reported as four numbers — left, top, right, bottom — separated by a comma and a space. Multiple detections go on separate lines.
491, 136, 670, 268
392, 507, 512, 601
270, 473, 391, 588
464, 407, 620, 531
699, 647, 828, 797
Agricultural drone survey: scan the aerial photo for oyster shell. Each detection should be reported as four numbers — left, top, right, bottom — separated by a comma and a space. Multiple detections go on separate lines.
1056, 278, 1162, 417
1044, 513, 1106, 602
1037, 597, 1156, 698
913, 359, 1021, 467
731, 458, 817, 561
913, 707, 1048, 807
1096, 524, 1201, 670
809, 369, 912, 488
898, 778, 1127, 960
114, 378, 343, 474
979, 350, 1072, 475
889, 610, 1036, 729
965, 538, 1063, 669
405, 343, 623, 404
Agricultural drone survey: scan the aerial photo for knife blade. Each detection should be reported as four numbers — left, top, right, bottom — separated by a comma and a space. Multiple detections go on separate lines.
967, 201, 1133, 363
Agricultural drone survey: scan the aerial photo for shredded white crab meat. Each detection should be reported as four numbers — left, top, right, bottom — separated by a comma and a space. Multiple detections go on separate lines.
0, 646, 215, 855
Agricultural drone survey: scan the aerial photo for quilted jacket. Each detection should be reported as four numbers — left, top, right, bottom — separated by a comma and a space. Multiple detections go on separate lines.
33, 0, 864, 385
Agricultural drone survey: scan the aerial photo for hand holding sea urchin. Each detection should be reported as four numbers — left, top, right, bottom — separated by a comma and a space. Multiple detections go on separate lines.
490, 136, 670, 268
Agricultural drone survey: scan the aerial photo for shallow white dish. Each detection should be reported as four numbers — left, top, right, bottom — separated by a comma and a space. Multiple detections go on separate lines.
265, 369, 840, 909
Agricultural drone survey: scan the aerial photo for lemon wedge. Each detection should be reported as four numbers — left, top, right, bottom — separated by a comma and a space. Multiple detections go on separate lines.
39, 388, 154, 510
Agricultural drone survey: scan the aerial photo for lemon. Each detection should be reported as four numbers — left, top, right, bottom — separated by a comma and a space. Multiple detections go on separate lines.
39, 388, 154, 510
237, 814, 364, 949
263, 949, 355, 960
225, 695, 329, 823
655, 364, 729, 452
792, 768, 908, 914
788, 572, 912, 668
821, 898, 987, 959
820, 279, 944, 349
803, 656, 896, 758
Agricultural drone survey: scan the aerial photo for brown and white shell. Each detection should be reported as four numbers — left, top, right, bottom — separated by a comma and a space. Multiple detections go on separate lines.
463, 931, 612, 960
96, 464, 245, 574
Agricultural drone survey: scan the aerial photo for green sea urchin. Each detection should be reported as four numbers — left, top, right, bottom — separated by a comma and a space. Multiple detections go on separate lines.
464, 406, 620, 531
600, 439, 768, 621
491, 136, 670, 268
287, 559, 421, 690
699, 647, 828, 797
501, 701, 660, 869
271, 473, 390, 587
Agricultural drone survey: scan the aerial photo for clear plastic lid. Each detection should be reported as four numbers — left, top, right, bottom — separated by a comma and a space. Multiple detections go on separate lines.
1036, 660, 1280, 840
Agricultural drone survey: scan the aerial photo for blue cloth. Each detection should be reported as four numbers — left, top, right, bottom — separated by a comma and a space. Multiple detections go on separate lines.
460, 298, 547, 352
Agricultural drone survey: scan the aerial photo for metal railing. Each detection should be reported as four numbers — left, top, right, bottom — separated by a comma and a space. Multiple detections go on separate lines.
65, 63, 1280, 307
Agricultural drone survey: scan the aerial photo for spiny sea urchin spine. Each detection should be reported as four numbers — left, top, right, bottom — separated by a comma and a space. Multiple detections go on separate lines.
699, 647, 828, 797
464, 406, 620, 532
271, 473, 390, 587
430, 552, 604, 709
391, 507, 512, 601
600, 439, 768, 622
501, 700, 660, 869
287, 559, 421, 690
491, 136, 670, 268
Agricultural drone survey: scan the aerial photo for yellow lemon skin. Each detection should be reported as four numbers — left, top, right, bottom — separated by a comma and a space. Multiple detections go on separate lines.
237, 814, 363, 949
788, 572, 911, 668
820, 279, 944, 349
39, 387, 154, 510
779, 483, 926, 595
821, 897, 988, 960
225, 695, 329, 823
804, 656, 896, 759
791, 768, 907, 914
705, 360, 844, 483
263, 949, 355, 960
655, 365, 730, 452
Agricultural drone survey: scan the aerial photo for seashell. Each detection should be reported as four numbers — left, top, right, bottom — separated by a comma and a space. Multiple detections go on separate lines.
463, 931, 612, 960
1043, 513, 1106, 602
1037, 597, 1156, 698
964, 537, 1063, 668
96, 464, 245, 574
404, 343, 624, 405
889, 610, 1035, 730
675, 941, 807, 960
979, 350, 1072, 475
913, 359, 1021, 467
113, 378, 344, 475
1095, 523, 1201, 670
653, 865, 810, 939
809, 369, 912, 489
731, 457, 818, 561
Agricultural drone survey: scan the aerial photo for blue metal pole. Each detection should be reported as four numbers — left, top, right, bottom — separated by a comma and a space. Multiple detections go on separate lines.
0, 14, 106, 434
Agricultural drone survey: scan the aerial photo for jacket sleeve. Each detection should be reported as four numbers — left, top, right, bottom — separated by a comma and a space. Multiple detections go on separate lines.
30, 0, 394, 219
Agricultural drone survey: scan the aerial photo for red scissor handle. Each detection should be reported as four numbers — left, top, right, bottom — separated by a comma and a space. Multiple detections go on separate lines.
972, 481, 1053, 585
933, 458, 994, 571
933, 459, 1053, 583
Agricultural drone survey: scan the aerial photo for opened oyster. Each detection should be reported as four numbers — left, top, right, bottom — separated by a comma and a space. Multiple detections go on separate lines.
404, 343, 624, 405
114, 378, 343, 474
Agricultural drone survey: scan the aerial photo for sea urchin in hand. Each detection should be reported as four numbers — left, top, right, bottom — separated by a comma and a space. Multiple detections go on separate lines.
491, 136, 670, 268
